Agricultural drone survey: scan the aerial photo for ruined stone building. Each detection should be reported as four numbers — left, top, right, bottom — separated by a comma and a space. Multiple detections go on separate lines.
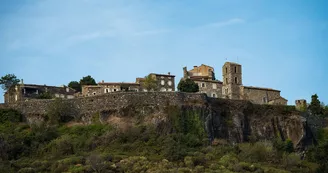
183, 62, 287, 105
4, 82, 76, 103
82, 73, 175, 96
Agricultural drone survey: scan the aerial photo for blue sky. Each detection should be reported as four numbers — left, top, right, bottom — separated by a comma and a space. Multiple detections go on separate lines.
0, 0, 327, 104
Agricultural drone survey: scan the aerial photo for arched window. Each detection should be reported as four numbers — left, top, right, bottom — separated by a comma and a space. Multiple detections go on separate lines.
235, 66, 237, 73
235, 77, 238, 84
226, 67, 228, 73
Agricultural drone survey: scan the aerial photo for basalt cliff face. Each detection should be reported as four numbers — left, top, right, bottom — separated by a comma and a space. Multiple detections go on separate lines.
0, 92, 316, 149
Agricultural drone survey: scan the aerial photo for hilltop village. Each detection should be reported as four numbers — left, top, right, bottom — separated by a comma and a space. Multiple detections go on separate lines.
4, 61, 292, 106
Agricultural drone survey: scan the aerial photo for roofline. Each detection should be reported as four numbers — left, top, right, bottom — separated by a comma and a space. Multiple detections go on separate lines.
224, 61, 241, 66
98, 82, 140, 85
191, 79, 223, 84
243, 86, 281, 92
150, 73, 175, 77
9, 84, 75, 91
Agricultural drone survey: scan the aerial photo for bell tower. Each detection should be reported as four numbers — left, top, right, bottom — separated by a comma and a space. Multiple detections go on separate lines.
222, 62, 242, 99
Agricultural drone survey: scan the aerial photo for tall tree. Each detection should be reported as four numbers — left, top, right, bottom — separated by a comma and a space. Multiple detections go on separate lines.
79, 75, 97, 86
177, 78, 199, 93
308, 94, 324, 115
142, 74, 158, 91
68, 81, 81, 92
0, 74, 20, 91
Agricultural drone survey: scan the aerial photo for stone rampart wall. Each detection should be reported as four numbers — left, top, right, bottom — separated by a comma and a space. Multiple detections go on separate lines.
0, 92, 208, 117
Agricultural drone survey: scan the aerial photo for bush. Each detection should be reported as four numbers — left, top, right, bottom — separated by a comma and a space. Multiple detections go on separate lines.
0, 109, 22, 123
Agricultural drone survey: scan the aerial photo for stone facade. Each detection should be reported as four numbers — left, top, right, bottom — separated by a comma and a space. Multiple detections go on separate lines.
81, 82, 140, 97
4, 83, 76, 103
222, 62, 242, 99
295, 99, 307, 111
82, 73, 175, 97
194, 79, 222, 98
183, 62, 287, 105
242, 86, 287, 105
183, 64, 222, 98
149, 73, 175, 92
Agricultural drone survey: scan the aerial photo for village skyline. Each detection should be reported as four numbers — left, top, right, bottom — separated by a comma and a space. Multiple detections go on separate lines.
1, 0, 327, 104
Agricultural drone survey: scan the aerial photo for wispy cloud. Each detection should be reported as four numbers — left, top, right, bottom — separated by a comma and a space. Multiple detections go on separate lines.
202, 18, 245, 28
134, 29, 171, 36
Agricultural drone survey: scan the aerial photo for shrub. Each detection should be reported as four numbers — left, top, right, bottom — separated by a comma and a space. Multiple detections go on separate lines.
0, 109, 22, 123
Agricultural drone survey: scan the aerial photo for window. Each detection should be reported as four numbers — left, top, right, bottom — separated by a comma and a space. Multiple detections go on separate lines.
15, 94, 18, 101
235, 66, 237, 73
212, 83, 217, 89
212, 93, 216, 98
113, 89, 117, 92
93, 92, 96, 95
168, 88, 172, 91
105, 88, 109, 93
160, 87, 166, 91
226, 67, 228, 73
225, 88, 228, 94
201, 83, 205, 88
168, 81, 172, 86
161, 80, 165, 86
226, 78, 228, 84
235, 77, 238, 84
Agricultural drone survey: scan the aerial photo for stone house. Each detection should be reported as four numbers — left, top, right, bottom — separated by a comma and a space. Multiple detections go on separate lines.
82, 73, 175, 96
4, 82, 76, 103
183, 62, 287, 105
81, 82, 140, 96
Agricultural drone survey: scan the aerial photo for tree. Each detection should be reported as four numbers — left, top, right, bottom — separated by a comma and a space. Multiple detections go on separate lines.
68, 81, 81, 92
308, 94, 324, 115
79, 75, 97, 86
177, 79, 199, 93
142, 74, 158, 91
0, 74, 20, 91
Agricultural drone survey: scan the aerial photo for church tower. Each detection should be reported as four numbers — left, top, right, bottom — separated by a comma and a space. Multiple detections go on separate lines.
222, 62, 242, 99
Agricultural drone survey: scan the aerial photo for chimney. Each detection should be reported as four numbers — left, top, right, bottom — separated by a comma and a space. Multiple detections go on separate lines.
102, 80, 104, 83
193, 65, 197, 68
168, 72, 171, 75
21, 79, 24, 84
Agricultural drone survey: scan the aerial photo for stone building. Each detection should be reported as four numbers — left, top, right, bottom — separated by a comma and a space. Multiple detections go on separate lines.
183, 64, 222, 98
4, 82, 76, 103
81, 82, 140, 96
82, 73, 175, 96
183, 62, 287, 105
295, 99, 307, 111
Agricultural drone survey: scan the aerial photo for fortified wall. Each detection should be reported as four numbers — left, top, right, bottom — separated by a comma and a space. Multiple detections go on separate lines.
0, 92, 316, 150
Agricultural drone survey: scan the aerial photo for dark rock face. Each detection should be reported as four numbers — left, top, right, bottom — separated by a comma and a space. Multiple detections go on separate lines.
204, 98, 316, 150
0, 92, 317, 149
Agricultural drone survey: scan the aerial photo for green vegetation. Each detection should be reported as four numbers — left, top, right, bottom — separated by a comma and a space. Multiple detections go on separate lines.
68, 75, 97, 93
177, 78, 199, 93
68, 81, 81, 92
0, 107, 325, 173
142, 74, 158, 91
0, 74, 20, 91
309, 94, 324, 116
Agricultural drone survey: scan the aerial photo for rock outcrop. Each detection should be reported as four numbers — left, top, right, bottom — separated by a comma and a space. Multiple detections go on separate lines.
0, 92, 316, 150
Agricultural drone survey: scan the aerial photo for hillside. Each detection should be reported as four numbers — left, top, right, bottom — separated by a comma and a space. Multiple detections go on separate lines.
0, 92, 327, 172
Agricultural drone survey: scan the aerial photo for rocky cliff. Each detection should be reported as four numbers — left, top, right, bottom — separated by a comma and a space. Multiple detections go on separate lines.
0, 92, 316, 150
